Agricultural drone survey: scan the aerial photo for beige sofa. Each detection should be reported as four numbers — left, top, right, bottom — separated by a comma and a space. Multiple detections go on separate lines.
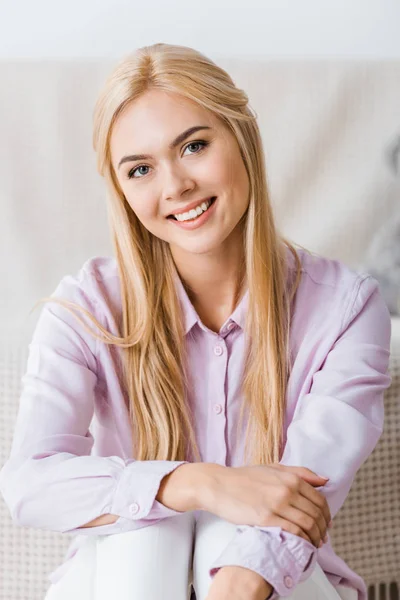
0, 58, 399, 600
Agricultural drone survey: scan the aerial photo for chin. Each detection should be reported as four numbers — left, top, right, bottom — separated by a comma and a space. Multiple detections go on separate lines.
176, 238, 227, 256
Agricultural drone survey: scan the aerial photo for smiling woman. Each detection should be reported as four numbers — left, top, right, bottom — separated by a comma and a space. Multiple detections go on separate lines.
0, 43, 391, 600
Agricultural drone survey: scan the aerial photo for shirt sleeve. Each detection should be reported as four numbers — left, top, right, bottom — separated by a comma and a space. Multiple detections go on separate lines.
209, 275, 392, 598
0, 267, 188, 536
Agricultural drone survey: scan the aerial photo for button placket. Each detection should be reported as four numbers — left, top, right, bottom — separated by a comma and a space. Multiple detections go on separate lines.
208, 335, 228, 464
214, 344, 223, 356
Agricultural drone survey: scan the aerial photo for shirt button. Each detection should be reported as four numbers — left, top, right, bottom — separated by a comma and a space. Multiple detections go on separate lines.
227, 322, 235, 330
284, 575, 294, 589
213, 404, 223, 414
129, 502, 140, 516
214, 345, 223, 356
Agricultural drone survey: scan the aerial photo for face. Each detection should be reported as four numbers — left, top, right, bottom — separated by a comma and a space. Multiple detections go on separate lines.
110, 89, 250, 259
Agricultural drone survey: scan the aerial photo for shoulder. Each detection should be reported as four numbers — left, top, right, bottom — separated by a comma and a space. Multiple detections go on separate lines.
287, 246, 381, 332
29, 256, 120, 361
50, 256, 121, 329
52, 256, 118, 299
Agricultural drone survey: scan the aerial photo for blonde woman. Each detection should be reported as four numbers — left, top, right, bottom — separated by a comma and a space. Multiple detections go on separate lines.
0, 44, 391, 600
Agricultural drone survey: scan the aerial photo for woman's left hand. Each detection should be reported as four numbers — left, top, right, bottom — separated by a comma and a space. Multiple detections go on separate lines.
205, 565, 273, 600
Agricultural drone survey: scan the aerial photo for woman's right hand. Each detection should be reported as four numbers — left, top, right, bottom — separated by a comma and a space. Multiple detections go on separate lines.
199, 463, 332, 548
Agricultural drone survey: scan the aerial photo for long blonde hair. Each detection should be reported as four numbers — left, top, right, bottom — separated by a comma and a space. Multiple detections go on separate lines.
33, 43, 305, 465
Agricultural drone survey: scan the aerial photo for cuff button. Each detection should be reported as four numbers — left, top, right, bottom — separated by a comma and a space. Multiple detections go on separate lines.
129, 502, 140, 516
284, 575, 294, 589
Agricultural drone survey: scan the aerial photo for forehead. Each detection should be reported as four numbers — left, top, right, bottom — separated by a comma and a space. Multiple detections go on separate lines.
110, 89, 221, 158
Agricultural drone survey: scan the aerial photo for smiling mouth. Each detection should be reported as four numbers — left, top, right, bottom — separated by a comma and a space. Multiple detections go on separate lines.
167, 197, 217, 221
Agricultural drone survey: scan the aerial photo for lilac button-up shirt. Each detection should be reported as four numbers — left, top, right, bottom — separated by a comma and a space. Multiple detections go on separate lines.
0, 247, 392, 599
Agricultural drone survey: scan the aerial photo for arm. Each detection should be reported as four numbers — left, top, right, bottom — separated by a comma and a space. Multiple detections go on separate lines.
82, 462, 200, 527
208, 276, 392, 598
0, 268, 192, 536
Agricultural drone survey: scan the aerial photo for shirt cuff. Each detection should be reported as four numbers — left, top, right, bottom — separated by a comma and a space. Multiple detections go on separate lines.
63, 459, 189, 536
110, 459, 189, 521
209, 526, 316, 599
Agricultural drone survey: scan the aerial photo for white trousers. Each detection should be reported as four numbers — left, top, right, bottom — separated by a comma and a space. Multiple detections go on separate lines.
44, 511, 357, 600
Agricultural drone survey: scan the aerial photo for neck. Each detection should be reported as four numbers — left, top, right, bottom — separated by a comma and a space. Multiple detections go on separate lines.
170, 229, 246, 332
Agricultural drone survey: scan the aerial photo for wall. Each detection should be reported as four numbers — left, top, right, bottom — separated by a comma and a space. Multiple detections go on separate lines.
0, 0, 399, 59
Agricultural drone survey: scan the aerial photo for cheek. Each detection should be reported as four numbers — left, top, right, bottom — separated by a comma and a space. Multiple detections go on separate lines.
126, 193, 157, 222
214, 151, 245, 193
210, 153, 230, 181
233, 158, 250, 199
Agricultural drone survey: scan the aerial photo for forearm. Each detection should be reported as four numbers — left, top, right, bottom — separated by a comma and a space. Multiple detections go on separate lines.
156, 462, 221, 512
80, 462, 219, 528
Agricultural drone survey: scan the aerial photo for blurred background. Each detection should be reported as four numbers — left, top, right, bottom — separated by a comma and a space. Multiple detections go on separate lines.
1, 0, 400, 59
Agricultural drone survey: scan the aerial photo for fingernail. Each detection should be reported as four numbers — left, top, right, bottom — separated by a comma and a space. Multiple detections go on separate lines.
328, 521, 333, 528
318, 540, 323, 548
323, 535, 328, 543
317, 475, 329, 480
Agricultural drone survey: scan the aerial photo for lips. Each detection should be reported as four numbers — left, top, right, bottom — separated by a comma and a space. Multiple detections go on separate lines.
167, 197, 216, 219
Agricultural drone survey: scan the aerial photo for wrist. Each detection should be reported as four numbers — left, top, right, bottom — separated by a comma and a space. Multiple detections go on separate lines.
265, 583, 274, 599
190, 462, 225, 512
156, 462, 225, 513
156, 463, 217, 512
156, 463, 192, 512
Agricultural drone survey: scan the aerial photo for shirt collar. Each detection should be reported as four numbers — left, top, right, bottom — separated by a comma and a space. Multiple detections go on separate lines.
173, 269, 249, 335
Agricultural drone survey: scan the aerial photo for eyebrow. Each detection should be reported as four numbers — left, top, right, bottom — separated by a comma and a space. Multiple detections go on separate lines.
117, 125, 212, 170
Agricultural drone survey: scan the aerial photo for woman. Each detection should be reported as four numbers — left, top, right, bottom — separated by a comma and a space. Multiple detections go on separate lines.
0, 43, 392, 600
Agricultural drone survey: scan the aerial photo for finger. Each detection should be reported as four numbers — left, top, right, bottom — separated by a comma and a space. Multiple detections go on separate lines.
270, 465, 331, 525
277, 504, 322, 548
291, 494, 328, 542
276, 465, 329, 486
298, 479, 331, 525
260, 514, 313, 545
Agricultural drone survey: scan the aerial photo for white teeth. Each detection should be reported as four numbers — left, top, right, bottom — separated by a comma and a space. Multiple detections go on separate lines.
176, 211, 191, 222
174, 198, 214, 222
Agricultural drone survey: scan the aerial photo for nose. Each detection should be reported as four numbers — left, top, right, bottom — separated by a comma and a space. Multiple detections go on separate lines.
162, 162, 195, 203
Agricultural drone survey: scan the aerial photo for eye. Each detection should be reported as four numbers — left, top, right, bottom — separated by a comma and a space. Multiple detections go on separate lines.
127, 140, 209, 180
183, 141, 208, 156
128, 165, 150, 179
